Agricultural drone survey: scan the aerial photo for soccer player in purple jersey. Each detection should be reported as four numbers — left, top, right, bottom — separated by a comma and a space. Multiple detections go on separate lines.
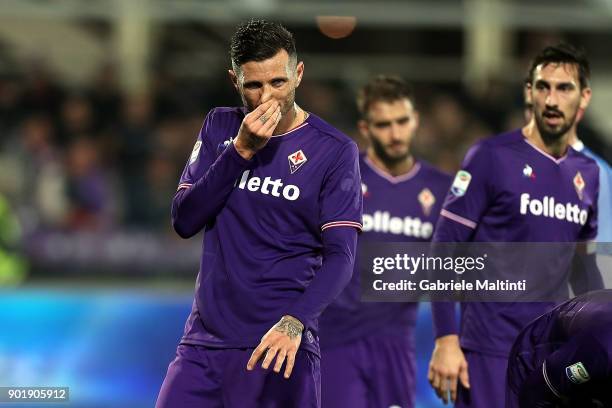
318, 76, 451, 408
507, 289, 612, 408
427, 43, 603, 406
155, 20, 363, 408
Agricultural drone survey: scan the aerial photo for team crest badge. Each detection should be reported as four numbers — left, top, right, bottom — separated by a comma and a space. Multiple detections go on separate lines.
573, 172, 585, 200
288, 149, 307, 174
451, 170, 472, 197
566, 362, 590, 384
418, 188, 435, 216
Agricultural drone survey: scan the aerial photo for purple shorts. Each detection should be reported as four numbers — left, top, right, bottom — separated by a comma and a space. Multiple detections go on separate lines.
156, 344, 320, 408
321, 334, 415, 408
456, 350, 508, 408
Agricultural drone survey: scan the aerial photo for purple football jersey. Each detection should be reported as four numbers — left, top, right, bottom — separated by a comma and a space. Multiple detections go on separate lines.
319, 155, 451, 346
434, 129, 599, 356
175, 107, 363, 356
507, 290, 612, 408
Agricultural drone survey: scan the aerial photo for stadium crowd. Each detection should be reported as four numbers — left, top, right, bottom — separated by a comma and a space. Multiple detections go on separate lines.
0, 61, 607, 236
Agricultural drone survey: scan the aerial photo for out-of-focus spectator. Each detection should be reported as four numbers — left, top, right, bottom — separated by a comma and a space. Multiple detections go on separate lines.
65, 137, 117, 231
416, 93, 491, 173
58, 92, 96, 145
142, 154, 178, 232
89, 63, 122, 129
21, 59, 64, 117
0, 115, 68, 231
0, 76, 24, 132
117, 93, 154, 226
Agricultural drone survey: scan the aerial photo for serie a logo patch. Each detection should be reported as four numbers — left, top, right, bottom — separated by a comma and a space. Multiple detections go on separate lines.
451, 170, 471, 197
189, 140, 202, 164
566, 362, 590, 384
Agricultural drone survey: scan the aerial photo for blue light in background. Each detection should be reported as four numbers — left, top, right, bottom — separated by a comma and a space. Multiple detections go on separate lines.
0, 289, 446, 408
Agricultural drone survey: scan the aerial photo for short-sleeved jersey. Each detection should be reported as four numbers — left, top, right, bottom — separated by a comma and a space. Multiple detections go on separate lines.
507, 290, 612, 407
319, 154, 451, 347
435, 129, 600, 356
177, 107, 363, 356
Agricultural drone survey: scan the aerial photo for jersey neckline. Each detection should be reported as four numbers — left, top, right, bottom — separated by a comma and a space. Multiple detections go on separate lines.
519, 130, 569, 165
363, 155, 422, 184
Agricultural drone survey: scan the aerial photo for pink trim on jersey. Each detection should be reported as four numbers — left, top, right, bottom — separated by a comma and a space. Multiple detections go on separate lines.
270, 122, 309, 137
523, 139, 568, 164
177, 183, 192, 191
440, 209, 477, 229
363, 156, 421, 184
321, 220, 363, 231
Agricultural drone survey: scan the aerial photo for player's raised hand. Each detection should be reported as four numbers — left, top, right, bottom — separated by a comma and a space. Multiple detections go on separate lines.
246, 315, 303, 379
428, 334, 470, 404
234, 99, 282, 159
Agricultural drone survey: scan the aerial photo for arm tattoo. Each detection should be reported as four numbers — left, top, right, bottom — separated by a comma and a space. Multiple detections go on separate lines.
274, 316, 304, 340
244, 133, 268, 151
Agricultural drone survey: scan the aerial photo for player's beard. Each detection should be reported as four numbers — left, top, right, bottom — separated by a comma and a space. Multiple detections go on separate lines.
370, 136, 410, 167
534, 106, 578, 144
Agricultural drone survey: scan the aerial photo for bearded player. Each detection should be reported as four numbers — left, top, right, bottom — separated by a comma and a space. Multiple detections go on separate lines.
428, 43, 603, 406
319, 76, 451, 408
156, 20, 362, 408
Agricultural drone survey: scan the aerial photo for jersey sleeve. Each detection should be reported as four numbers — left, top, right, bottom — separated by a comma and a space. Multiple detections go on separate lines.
431, 143, 495, 338
318, 142, 363, 232
434, 142, 495, 242
172, 108, 251, 238
578, 166, 599, 242
536, 329, 611, 403
177, 108, 223, 189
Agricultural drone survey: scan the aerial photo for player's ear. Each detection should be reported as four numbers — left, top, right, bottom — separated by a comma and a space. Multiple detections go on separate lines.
357, 119, 369, 139
579, 86, 592, 110
228, 69, 239, 91
295, 61, 304, 88
524, 82, 532, 105
412, 110, 420, 130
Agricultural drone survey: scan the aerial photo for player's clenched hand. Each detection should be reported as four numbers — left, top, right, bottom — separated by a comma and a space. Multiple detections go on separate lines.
246, 315, 303, 379
428, 334, 470, 404
234, 99, 282, 159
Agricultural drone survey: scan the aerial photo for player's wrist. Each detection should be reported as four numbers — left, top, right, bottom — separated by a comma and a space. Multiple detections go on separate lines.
435, 334, 460, 347
233, 137, 256, 160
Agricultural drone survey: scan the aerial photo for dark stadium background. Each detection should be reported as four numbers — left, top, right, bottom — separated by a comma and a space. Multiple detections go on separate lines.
0, 1, 611, 407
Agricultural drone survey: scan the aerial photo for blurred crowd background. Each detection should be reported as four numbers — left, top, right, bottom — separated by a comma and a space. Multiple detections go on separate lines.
0, 1, 611, 407
0, 1, 611, 283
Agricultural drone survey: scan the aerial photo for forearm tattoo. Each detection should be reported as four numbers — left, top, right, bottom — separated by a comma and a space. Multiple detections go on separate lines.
244, 133, 267, 151
274, 316, 304, 340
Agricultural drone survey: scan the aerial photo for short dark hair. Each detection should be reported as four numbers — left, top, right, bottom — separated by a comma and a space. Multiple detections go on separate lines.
526, 43, 591, 89
357, 75, 415, 118
230, 19, 297, 70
